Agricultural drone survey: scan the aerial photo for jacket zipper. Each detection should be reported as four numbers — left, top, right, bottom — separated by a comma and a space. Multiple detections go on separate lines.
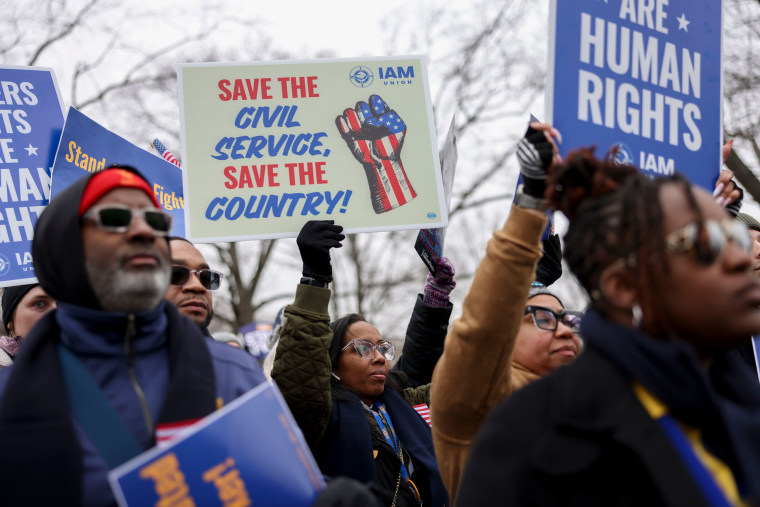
125, 313, 154, 436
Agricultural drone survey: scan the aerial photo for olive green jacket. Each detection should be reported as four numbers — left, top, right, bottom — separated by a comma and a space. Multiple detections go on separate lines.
271, 284, 429, 448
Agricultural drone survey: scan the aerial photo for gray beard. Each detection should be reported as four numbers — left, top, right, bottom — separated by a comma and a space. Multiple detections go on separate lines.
86, 262, 171, 313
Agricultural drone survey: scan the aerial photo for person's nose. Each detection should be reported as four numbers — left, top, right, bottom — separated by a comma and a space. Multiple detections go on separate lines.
555, 319, 575, 339
724, 237, 753, 273
371, 346, 387, 364
126, 212, 158, 241
183, 271, 207, 293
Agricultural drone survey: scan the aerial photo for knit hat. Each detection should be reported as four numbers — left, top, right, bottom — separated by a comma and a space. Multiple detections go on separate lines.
737, 212, 760, 233
79, 166, 160, 216
527, 283, 564, 307
2, 284, 37, 334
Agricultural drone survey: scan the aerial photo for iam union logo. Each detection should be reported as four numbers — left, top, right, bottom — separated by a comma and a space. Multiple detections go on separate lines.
349, 66, 374, 88
0, 254, 10, 277
610, 143, 634, 166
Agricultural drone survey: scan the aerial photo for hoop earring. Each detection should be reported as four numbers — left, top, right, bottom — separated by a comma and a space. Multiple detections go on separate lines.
631, 304, 643, 328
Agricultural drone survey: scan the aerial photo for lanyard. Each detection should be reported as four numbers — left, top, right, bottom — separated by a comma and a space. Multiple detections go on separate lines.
370, 402, 421, 504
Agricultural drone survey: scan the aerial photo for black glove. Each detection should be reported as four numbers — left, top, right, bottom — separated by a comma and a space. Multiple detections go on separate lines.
516, 125, 554, 198
535, 233, 562, 286
297, 220, 345, 283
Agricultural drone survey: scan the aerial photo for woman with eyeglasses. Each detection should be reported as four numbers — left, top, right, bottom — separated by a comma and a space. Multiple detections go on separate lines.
455, 148, 760, 506
430, 123, 581, 501
272, 220, 450, 507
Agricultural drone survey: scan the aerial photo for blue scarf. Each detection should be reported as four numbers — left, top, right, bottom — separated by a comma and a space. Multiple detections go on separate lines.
320, 387, 449, 506
582, 308, 760, 501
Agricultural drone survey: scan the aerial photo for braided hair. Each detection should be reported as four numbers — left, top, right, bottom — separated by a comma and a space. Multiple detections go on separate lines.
546, 147, 703, 335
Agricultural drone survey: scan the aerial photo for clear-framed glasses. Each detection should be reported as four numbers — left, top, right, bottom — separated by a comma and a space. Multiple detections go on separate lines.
341, 339, 395, 361
665, 219, 751, 265
524, 305, 583, 334
170, 266, 223, 290
82, 205, 172, 236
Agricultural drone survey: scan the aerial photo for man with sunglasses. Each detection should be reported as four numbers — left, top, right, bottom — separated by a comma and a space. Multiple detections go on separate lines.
0, 166, 265, 506
165, 236, 223, 332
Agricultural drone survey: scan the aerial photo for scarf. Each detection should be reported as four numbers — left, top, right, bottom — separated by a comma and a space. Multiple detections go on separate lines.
582, 308, 760, 500
0, 303, 217, 506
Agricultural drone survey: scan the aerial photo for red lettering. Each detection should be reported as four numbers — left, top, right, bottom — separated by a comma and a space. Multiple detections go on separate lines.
239, 166, 253, 188
232, 80, 246, 100
307, 76, 319, 97
218, 80, 232, 101
223, 166, 237, 189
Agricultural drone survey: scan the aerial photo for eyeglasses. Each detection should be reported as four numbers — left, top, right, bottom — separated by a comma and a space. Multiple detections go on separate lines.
83, 205, 172, 236
524, 305, 583, 334
341, 339, 395, 361
170, 266, 223, 290
665, 219, 751, 265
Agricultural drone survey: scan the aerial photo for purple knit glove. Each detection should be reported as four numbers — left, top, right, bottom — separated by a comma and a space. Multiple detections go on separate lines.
423, 257, 456, 308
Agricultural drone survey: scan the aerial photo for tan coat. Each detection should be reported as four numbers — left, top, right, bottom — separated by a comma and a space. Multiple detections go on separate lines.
430, 205, 546, 502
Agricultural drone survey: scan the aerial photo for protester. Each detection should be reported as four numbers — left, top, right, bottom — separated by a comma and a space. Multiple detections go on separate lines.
272, 220, 449, 507
456, 149, 760, 506
429, 123, 580, 501
0, 284, 56, 366
734, 211, 760, 380
165, 236, 222, 332
0, 166, 266, 506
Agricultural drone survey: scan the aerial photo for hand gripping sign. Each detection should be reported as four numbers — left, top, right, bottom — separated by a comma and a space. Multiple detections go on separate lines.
336, 94, 417, 214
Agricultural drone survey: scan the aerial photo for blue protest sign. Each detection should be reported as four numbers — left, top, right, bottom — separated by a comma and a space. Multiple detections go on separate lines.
109, 382, 325, 507
548, 0, 722, 190
0, 66, 64, 287
51, 107, 185, 236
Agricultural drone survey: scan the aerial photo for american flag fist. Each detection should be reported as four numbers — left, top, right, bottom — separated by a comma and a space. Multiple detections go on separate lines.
336, 95, 416, 214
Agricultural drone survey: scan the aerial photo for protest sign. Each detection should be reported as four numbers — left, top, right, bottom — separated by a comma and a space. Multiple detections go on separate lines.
415, 117, 457, 275
547, 0, 722, 190
51, 108, 186, 236
240, 321, 273, 360
109, 382, 324, 507
179, 56, 447, 242
0, 66, 64, 287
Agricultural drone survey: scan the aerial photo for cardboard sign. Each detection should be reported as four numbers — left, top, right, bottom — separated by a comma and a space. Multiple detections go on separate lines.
547, 0, 722, 190
0, 66, 64, 287
415, 117, 458, 274
179, 56, 447, 242
109, 382, 325, 507
50, 107, 186, 236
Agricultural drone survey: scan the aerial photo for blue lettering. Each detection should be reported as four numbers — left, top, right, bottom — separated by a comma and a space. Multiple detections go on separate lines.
212, 138, 233, 160
225, 197, 245, 220
301, 192, 324, 215
205, 197, 227, 220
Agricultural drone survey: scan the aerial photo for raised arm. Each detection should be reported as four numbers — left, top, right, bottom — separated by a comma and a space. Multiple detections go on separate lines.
271, 220, 344, 447
430, 123, 559, 499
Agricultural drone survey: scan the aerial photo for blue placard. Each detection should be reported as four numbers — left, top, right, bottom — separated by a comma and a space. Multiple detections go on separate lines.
51, 107, 185, 236
548, 0, 722, 190
0, 66, 64, 287
109, 382, 325, 507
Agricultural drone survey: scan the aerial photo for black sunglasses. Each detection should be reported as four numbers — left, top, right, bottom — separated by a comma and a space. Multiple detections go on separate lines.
83, 205, 172, 235
170, 266, 223, 290
524, 305, 582, 334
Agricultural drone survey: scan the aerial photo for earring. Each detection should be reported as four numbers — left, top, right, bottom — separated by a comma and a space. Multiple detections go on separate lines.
631, 304, 643, 328
331, 372, 341, 381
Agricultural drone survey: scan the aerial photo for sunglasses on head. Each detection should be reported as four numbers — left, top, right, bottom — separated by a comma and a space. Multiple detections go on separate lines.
83, 205, 172, 236
665, 219, 751, 265
170, 266, 223, 290
524, 305, 583, 334
341, 339, 395, 361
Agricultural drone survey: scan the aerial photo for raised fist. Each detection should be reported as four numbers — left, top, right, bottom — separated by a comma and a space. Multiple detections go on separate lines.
336, 95, 416, 214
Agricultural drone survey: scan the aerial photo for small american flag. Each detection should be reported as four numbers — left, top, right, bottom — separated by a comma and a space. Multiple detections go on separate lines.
413, 403, 431, 427
152, 138, 181, 167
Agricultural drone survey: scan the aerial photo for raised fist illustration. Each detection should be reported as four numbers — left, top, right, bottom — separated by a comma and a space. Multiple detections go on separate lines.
336, 95, 417, 214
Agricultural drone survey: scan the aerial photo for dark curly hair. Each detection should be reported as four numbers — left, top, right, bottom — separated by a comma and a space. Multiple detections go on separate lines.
546, 147, 703, 334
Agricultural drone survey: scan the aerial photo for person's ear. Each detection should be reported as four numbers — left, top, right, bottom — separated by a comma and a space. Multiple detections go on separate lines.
597, 260, 638, 313
6, 322, 14, 338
